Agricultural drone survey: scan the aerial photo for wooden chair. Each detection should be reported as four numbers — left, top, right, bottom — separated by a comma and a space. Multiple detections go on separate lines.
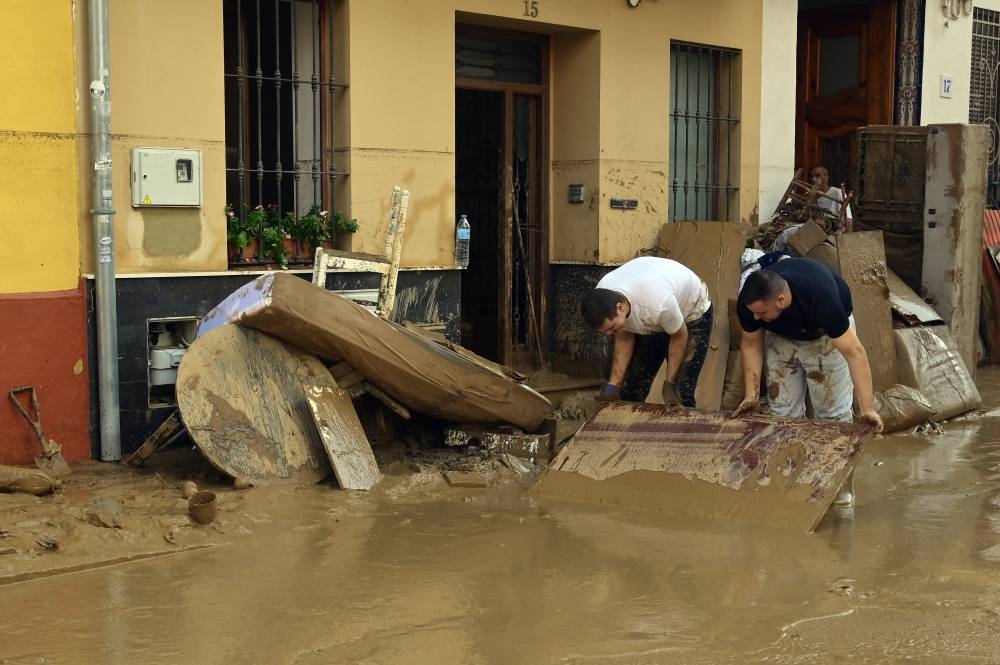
312, 187, 410, 320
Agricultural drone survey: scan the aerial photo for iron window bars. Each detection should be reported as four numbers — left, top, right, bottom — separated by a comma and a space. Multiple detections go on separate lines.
669, 41, 741, 223
971, 7, 1000, 209
223, 0, 347, 265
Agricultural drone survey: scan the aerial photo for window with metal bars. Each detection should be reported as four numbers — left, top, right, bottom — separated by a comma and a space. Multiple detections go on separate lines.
223, 0, 347, 264
669, 42, 740, 223
971, 7, 1000, 208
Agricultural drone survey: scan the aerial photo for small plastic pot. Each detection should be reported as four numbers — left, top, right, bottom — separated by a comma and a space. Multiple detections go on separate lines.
188, 491, 218, 525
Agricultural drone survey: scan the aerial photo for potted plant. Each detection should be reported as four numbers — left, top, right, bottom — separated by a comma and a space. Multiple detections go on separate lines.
226, 204, 259, 263
333, 210, 359, 251
289, 205, 332, 260
253, 204, 290, 268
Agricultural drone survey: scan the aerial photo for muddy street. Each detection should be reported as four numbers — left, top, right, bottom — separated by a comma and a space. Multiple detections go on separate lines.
0, 371, 998, 664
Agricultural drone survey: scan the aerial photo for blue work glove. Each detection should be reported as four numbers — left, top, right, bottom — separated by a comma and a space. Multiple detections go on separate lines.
598, 382, 621, 402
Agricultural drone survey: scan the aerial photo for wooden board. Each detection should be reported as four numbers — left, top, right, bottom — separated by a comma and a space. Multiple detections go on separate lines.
787, 220, 830, 257
176, 325, 330, 483
653, 221, 746, 409
534, 402, 873, 533
836, 231, 897, 391
196, 273, 551, 430
886, 268, 942, 326
305, 385, 382, 490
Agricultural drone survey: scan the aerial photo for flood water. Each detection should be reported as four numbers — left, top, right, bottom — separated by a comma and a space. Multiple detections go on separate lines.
2, 370, 1000, 664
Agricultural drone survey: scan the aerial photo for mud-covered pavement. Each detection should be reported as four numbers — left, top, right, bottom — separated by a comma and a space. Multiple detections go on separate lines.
1, 369, 1000, 664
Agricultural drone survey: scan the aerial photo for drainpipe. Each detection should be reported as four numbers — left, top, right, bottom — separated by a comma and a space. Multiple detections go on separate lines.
88, 0, 121, 461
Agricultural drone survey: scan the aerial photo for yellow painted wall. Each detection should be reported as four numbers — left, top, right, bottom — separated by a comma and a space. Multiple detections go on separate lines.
345, 0, 764, 266
75, 0, 227, 274
0, 0, 80, 294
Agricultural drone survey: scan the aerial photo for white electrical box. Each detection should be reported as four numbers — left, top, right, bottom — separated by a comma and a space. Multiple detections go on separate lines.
131, 147, 203, 207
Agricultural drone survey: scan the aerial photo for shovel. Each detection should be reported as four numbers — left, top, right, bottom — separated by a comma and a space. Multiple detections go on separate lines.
9, 386, 72, 477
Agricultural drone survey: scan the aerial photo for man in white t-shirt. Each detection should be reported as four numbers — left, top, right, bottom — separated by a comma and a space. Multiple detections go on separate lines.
580, 256, 713, 408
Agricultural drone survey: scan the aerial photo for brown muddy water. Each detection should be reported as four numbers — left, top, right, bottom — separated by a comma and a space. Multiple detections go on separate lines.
2, 371, 1000, 664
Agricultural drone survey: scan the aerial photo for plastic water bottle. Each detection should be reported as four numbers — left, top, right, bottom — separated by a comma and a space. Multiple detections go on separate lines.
455, 214, 471, 267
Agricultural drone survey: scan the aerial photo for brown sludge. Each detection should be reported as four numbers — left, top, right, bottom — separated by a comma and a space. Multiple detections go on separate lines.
0, 371, 1000, 662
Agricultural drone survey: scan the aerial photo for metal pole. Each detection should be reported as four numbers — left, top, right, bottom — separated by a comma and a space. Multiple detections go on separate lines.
88, 0, 121, 461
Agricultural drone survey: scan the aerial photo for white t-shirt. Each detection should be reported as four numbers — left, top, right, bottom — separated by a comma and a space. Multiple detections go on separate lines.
818, 186, 852, 220
596, 257, 711, 335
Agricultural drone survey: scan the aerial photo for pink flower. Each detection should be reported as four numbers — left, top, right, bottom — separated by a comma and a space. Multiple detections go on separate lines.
254, 205, 263, 211
228, 210, 236, 218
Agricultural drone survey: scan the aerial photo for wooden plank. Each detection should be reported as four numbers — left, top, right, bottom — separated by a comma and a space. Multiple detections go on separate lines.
534, 402, 873, 533
836, 231, 897, 391
653, 221, 746, 409
305, 385, 382, 491
787, 220, 830, 257
176, 325, 330, 484
124, 411, 184, 467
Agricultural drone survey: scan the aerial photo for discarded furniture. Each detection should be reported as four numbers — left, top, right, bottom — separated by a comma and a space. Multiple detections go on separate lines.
855, 123, 989, 373
177, 325, 347, 484
534, 402, 874, 533
197, 273, 552, 430
124, 410, 185, 467
312, 186, 410, 320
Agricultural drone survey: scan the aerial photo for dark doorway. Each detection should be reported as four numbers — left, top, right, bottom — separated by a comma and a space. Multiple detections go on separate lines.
796, 0, 896, 188
456, 29, 547, 368
456, 89, 503, 361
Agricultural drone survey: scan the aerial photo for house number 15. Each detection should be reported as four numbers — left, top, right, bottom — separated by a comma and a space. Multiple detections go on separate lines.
523, 0, 539, 17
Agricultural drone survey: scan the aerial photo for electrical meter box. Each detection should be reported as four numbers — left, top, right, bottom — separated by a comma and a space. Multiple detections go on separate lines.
131, 147, 203, 207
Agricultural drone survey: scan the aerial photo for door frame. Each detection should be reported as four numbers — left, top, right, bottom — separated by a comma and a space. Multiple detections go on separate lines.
455, 27, 550, 368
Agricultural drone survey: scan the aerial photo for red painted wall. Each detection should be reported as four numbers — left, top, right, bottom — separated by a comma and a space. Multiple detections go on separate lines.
0, 285, 91, 465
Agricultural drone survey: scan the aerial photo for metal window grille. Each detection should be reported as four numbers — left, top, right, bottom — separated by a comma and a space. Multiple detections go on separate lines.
669, 42, 740, 223
223, 0, 347, 264
971, 7, 1000, 208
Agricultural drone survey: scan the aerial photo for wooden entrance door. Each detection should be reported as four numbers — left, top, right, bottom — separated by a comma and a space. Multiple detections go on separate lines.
796, 1, 895, 188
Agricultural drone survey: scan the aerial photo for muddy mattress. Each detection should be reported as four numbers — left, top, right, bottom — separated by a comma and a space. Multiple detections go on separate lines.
198, 273, 552, 430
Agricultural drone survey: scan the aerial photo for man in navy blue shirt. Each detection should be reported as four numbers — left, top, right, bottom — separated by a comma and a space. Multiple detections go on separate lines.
734, 257, 883, 505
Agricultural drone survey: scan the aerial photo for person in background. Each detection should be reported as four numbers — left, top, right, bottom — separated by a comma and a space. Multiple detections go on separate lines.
580, 256, 713, 408
811, 165, 852, 224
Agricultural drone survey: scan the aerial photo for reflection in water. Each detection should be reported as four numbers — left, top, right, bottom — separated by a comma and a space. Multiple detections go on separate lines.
2, 371, 1000, 663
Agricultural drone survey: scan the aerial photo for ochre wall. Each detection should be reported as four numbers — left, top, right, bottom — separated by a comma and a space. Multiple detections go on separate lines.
345, 0, 764, 266
75, 0, 228, 274
0, 0, 90, 464
65, 0, 764, 272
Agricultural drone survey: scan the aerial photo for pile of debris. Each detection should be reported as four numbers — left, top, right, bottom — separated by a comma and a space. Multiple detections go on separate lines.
169, 272, 553, 492
747, 168, 848, 252
655, 171, 981, 435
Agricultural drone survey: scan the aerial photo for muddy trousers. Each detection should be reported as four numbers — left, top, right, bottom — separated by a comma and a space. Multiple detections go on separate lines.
764, 331, 854, 421
617, 306, 714, 408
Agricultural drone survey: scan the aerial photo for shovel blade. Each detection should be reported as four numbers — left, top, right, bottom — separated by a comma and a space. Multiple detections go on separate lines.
35, 450, 71, 478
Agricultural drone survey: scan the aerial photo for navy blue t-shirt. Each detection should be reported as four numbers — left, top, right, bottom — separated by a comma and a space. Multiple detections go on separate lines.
738, 258, 852, 341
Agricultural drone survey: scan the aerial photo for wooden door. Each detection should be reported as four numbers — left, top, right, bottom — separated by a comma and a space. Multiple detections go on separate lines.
796, 1, 895, 188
